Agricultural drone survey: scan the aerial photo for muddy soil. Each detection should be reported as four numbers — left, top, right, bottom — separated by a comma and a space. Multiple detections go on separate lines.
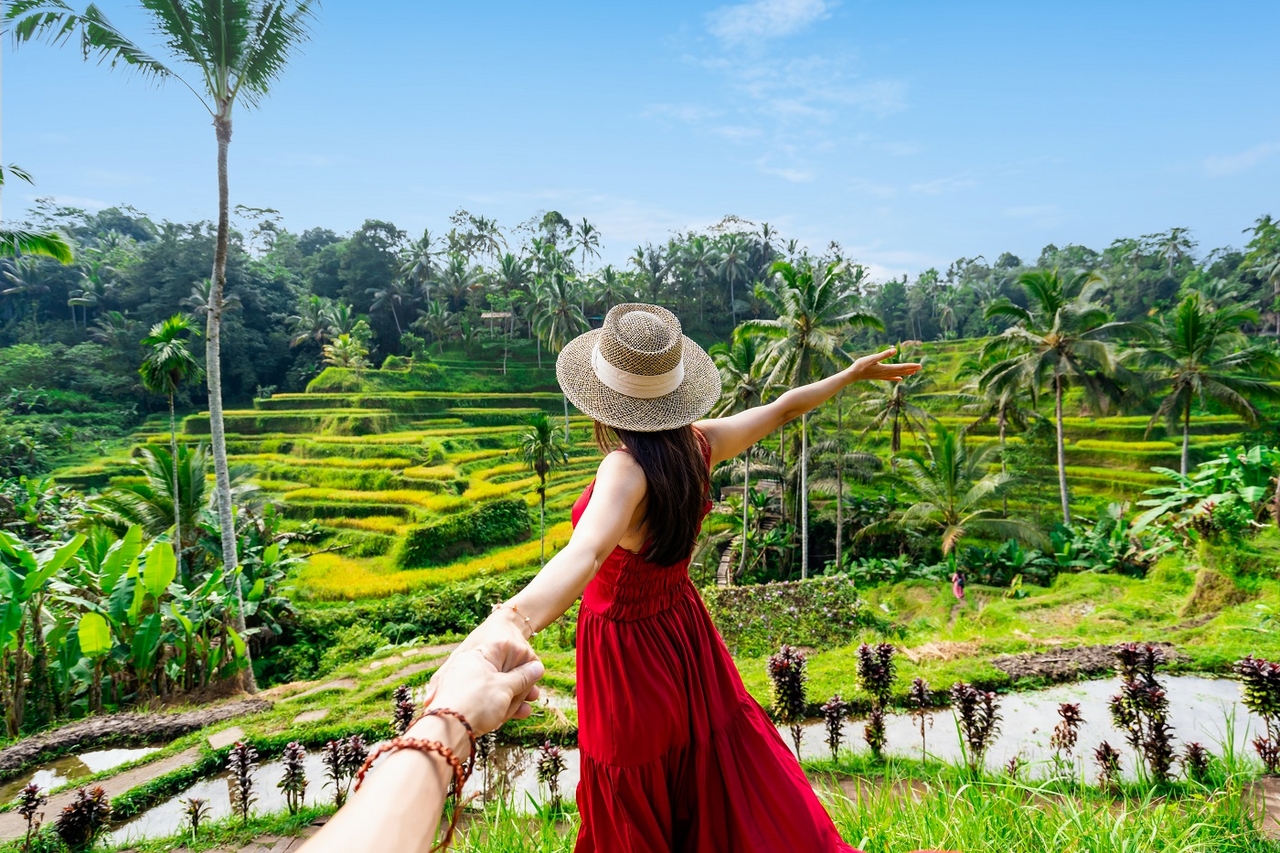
992, 642, 1181, 683
0, 699, 271, 777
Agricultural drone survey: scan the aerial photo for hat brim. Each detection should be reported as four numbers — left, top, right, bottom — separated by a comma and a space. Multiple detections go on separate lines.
556, 328, 721, 433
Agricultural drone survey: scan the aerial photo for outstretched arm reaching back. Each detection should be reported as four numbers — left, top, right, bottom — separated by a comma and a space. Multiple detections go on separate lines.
695, 347, 921, 466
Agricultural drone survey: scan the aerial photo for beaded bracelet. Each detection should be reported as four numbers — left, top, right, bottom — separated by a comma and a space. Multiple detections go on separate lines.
492, 601, 537, 638
354, 736, 469, 851
423, 707, 477, 780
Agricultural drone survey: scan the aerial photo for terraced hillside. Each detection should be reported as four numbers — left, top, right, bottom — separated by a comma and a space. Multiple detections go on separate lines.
53, 338, 1260, 603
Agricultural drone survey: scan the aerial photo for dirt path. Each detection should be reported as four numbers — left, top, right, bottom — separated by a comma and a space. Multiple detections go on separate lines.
0, 700, 271, 776
0, 748, 201, 842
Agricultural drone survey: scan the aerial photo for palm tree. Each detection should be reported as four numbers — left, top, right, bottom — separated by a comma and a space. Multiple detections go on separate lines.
139, 315, 203, 577
287, 294, 334, 348
12, 0, 319, 691
683, 236, 719, 322
959, 357, 1035, 516
710, 329, 770, 584
1133, 292, 1280, 475
519, 412, 569, 566
887, 424, 1040, 556
435, 254, 482, 312
981, 269, 1130, 524
741, 260, 883, 578
367, 279, 413, 337
400, 228, 443, 301
531, 270, 588, 439
574, 218, 601, 272
412, 300, 458, 353
857, 365, 933, 467
717, 234, 751, 327
1, 258, 50, 338
182, 278, 241, 321
322, 334, 370, 370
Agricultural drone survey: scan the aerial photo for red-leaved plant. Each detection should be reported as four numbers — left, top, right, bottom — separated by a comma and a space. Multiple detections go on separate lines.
767, 645, 808, 757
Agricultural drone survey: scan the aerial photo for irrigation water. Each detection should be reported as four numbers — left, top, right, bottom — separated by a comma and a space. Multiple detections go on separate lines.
0, 747, 159, 803
97, 675, 1259, 842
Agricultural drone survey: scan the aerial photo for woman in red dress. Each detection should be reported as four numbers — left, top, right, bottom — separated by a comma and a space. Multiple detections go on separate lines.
435, 304, 920, 852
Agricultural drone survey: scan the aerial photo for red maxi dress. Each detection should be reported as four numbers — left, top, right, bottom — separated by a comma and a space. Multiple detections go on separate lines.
570, 439, 858, 853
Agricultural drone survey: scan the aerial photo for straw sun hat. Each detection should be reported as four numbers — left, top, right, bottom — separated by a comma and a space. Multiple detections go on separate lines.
556, 303, 721, 433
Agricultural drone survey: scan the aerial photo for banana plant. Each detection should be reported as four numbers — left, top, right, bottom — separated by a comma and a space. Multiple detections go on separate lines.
0, 531, 86, 736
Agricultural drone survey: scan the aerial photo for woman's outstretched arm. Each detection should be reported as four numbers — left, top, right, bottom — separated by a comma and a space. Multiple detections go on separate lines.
695, 347, 921, 466
424, 451, 646, 696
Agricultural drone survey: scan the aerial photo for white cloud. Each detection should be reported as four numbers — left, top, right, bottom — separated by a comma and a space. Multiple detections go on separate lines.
641, 103, 723, 123
1204, 141, 1280, 177
909, 173, 977, 195
707, 0, 831, 46
756, 159, 817, 183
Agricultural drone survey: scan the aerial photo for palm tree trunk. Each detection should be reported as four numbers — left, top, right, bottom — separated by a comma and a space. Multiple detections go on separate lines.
169, 393, 183, 583
835, 391, 844, 571
737, 448, 749, 586
1181, 402, 1191, 477
800, 411, 809, 580
1055, 374, 1070, 525
998, 410, 1008, 518
208, 113, 256, 693
891, 408, 901, 471
563, 394, 570, 442
539, 484, 547, 567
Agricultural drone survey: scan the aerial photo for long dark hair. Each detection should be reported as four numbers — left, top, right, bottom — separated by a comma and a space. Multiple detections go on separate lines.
594, 422, 710, 566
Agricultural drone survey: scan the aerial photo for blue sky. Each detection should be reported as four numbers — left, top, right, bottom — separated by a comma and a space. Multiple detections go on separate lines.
4, 0, 1279, 278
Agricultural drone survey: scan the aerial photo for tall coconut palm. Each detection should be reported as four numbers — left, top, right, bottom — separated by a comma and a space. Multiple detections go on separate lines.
573, 218, 601, 272
717, 234, 751, 327
286, 294, 333, 348
683, 235, 719, 322
741, 260, 883, 578
139, 315, 203, 578
531, 270, 587, 440
519, 411, 569, 566
981, 269, 1130, 524
367, 279, 413, 337
710, 329, 770, 584
11, 0, 319, 692
1133, 292, 1280, 475
887, 424, 1040, 556
400, 228, 443, 302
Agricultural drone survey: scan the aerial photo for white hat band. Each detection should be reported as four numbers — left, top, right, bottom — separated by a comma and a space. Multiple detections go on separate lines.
591, 341, 685, 399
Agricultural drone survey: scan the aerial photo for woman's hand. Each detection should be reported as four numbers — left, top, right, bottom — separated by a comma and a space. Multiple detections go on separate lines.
421, 636, 545, 736
421, 609, 538, 717
847, 347, 922, 383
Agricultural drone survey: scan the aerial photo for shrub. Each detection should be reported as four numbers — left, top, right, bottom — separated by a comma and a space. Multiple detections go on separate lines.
703, 575, 876, 658
318, 624, 388, 674
821, 694, 852, 759
1095, 741, 1122, 791
228, 741, 259, 824
1109, 643, 1176, 783
278, 742, 308, 814
536, 741, 567, 809
857, 643, 896, 760
54, 787, 111, 852
1233, 654, 1280, 773
1050, 703, 1083, 774
1182, 742, 1210, 783
768, 645, 808, 757
182, 797, 210, 839
950, 682, 1001, 773
16, 783, 47, 851
392, 684, 417, 736
908, 677, 932, 759
394, 498, 532, 569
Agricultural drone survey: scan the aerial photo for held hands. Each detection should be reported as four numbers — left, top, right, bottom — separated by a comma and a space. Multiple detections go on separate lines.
847, 347, 922, 384
421, 611, 542, 734
423, 637, 544, 736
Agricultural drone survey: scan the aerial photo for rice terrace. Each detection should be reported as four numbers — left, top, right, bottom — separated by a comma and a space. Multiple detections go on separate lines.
1, 1, 1279, 852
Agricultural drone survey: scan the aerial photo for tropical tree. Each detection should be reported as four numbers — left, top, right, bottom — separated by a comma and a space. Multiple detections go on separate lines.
981, 269, 1130, 524
717, 234, 751, 327
518, 412, 569, 566
1243, 215, 1280, 335
181, 277, 240, 321
710, 329, 770, 584
742, 260, 883, 577
367, 279, 413, 337
886, 424, 1040, 557
573, 218, 601, 272
287, 295, 335, 348
322, 334, 370, 370
400, 228, 443, 302
411, 301, 458, 353
858, 355, 933, 468
10, 0, 320, 693
139, 315, 203, 574
530, 270, 588, 439
1132, 292, 1280, 475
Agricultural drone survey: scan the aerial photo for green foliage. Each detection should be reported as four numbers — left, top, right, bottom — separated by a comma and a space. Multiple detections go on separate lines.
393, 498, 531, 569
1050, 503, 1174, 576
702, 575, 879, 658
1136, 445, 1280, 535
317, 624, 387, 674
